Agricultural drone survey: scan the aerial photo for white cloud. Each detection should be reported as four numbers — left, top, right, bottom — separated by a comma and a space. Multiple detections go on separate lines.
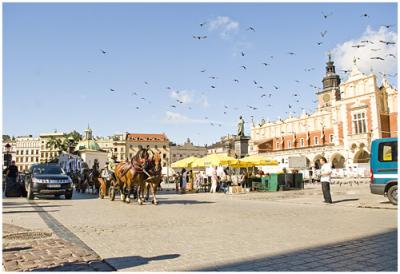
163, 112, 211, 125
169, 90, 192, 104
207, 16, 240, 39
332, 26, 397, 76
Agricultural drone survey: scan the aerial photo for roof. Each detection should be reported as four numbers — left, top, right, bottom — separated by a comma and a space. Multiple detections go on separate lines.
126, 133, 169, 142
75, 139, 101, 151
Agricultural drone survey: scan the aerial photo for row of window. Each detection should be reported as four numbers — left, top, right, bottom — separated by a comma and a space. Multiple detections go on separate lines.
16, 156, 39, 163
276, 135, 334, 149
172, 154, 205, 158
16, 149, 39, 155
127, 137, 164, 141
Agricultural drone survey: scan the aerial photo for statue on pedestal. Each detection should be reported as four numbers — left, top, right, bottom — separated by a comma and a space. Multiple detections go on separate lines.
237, 116, 245, 137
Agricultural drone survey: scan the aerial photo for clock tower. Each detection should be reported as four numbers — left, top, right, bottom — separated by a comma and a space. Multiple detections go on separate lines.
318, 53, 341, 109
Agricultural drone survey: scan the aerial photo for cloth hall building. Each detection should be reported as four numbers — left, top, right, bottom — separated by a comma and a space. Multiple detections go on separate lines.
249, 56, 398, 170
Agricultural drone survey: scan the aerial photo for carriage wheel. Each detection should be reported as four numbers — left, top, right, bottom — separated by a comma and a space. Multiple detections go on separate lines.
109, 186, 115, 201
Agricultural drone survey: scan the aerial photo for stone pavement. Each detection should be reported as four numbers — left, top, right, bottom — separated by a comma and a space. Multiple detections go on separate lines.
2, 182, 397, 271
3, 221, 114, 271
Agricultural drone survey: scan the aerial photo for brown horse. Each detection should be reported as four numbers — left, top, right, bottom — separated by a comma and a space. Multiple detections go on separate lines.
113, 148, 148, 204
144, 151, 162, 205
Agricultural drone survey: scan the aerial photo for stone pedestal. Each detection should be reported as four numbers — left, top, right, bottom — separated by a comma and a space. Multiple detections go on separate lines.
234, 136, 250, 158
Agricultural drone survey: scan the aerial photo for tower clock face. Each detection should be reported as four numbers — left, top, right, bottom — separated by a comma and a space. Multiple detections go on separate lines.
323, 94, 330, 102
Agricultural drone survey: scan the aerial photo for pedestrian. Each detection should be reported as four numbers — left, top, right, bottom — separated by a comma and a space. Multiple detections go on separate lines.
320, 157, 333, 204
181, 168, 187, 194
210, 166, 218, 193
174, 172, 180, 193
194, 171, 202, 192
4, 161, 20, 197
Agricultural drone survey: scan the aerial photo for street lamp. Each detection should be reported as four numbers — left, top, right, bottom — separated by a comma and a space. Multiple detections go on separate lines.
4, 143, 12, 168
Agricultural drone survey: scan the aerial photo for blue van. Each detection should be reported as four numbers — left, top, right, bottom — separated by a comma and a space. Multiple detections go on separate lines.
370, 138, 398, 205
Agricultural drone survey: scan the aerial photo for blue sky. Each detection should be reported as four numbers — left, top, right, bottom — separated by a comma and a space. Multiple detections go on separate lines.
3, 3, 397, 145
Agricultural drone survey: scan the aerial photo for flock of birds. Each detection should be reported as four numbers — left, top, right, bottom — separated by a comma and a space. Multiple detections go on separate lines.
98, 11, 396, 137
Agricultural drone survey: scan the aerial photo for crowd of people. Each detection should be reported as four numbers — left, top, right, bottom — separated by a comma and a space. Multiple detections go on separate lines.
171, 167, 267, 194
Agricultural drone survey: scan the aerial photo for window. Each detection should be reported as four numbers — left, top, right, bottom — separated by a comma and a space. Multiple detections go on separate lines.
163, 153, 167, 159
173, 154, 176, 157
314, 136, 319, 145
36, 157, 39, 162
287, 141, 292, 149
41, 152, 44, 158
114, 148, 117, 152
352, 112, 367, 134
329, 135, 334, 143
378, 141, 398, 162
300, 138, 304, 147
276, 142, 280, 149
31, 150, 34, 155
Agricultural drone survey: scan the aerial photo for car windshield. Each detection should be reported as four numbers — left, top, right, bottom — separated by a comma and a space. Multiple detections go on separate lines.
32, 165, 64, 175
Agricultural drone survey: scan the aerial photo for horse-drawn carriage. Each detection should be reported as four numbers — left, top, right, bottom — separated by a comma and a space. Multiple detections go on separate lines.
103, 147, 162, 205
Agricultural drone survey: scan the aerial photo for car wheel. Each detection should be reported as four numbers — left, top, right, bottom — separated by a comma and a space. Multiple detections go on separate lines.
387, 185, 397, 205
26, 184, 34, 200
65, 191, 73, 200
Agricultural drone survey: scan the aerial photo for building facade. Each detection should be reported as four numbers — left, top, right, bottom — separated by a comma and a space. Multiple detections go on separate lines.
207, 135, 238, 157
14, 136, 40, 171
249, 56, 398, 170
39, 132, 66, 163
126, 133, 170, 167
170, 138, 207, 163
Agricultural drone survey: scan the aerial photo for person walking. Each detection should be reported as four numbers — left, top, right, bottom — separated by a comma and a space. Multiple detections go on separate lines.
210, 166, 218, 193
181, 168, 187, 194
320, 157, 333, 204
174, 172, 180, 193
4, 161, 20, 197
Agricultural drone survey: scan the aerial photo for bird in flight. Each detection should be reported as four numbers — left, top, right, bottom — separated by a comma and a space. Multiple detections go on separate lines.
288, 104, 293, 109
110, 88, 115, 92
261, 94, 266, 98
170, 105, 176, 108
361, 13, 370, 18
200, 69, 207, 73
322, 12, 333, 19
381, 24, 394, 29
287, 52, 296, 55
317, 42, 323, 46
387, 54, 396, 58
352, 44, 365, 48
304, 68, 315, 72
200, 22, 207, 27
193, 35, 207, 40
247, 27, 256, 32
176, 99, 184, 104
224, 105, 228, 109
131, 92, 138, 96
370, 48, 381, 51
166, 87, 171, 90
211, 85, 216, 89
241, 52, 245, 56
370, 57, 384, 60
341, 69, 351, 74
273, 85, 279, 90
295, 80, 300, 83
209, 76, 217, 79
262, 62, 269, 66
320, 30, 328, 37
258, 86, 264, 89
100, 49, 107, 54
379, 40, 396, 45
241, 65, 247, 70
136, 107, 140, 110
361, 40, 374, 44
233, 79, 239, 83
253, 80, 258, 85
144, 81, 149, 85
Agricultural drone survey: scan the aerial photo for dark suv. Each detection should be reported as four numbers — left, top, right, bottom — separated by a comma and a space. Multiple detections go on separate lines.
25, 163, 73, 200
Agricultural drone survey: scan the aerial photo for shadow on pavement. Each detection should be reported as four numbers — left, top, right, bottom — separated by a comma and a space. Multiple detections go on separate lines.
3, 204, 71, 209
3, 246, 32, 252
332, 198, 359, 204
32, 254, 180, 271
156, 199, 215, 205
3, 210, 60, 214
192, 229, 397, 271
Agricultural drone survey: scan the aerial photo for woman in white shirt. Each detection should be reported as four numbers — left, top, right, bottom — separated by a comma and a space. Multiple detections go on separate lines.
210, 167, 218, 193
319, 157, 333, 204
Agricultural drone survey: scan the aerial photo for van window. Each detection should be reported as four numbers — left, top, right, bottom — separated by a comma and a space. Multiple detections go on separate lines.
378, 142, 398, 162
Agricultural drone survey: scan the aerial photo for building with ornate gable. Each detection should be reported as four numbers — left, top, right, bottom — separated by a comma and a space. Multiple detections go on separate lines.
249, 55, 398, 170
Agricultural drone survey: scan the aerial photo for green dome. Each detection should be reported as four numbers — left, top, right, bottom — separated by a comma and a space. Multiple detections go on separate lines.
75, 139, 101, 151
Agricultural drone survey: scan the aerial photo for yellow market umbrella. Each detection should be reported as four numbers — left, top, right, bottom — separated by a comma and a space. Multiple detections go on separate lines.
191, 154, 239, 168
171, 156, 199, 168
237, 155, 279, 167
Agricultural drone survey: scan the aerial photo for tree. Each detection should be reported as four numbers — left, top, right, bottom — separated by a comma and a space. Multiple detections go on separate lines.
66, 131, 82, 143
2, 135, 11, 142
